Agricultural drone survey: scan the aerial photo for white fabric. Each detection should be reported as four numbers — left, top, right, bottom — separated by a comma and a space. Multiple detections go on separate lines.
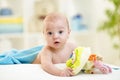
0, 64, 120, 80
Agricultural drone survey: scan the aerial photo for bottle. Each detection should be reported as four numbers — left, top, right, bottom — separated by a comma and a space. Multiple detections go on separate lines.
71, 14, 82, 31
0, 0, 13, 16
71, 14, 87, 31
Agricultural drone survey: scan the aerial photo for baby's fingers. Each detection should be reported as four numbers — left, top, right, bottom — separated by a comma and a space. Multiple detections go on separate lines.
67, 68, 74, 76
67, 67, 73, 71
69, 71, 74, 76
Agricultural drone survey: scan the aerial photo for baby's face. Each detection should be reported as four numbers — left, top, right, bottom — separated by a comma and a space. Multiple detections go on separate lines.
43, 19, 70, 49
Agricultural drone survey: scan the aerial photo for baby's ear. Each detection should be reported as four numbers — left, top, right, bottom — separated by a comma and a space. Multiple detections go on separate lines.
68, 29, 71, 34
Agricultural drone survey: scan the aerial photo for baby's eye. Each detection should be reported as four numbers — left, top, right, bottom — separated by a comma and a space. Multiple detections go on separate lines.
59, 31, 63, 34
48, 32, 52, 35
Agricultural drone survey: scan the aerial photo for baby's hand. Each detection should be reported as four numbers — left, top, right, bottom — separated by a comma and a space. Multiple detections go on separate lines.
60, 67, 74, 77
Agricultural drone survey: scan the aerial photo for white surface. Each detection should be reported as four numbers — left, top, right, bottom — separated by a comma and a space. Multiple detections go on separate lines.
0, 64, 120, 80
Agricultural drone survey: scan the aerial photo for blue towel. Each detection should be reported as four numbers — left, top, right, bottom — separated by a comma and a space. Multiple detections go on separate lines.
0, 45, 43, 64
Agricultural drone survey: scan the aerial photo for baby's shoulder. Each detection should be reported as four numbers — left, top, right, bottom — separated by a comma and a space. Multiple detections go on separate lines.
40, 46, 52, 55
67, 41, 75, 45
67, 42, 77, 49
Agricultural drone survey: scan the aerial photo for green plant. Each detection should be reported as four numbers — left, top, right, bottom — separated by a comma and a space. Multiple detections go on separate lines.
98, 0, 120, 57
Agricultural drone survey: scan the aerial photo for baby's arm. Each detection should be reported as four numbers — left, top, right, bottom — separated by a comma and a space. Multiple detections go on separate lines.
32, 53, 41, 64
41, 51, 73, 76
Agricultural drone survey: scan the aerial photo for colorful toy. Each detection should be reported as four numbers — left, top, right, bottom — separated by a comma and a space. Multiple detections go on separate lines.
82, 54, 112, 74
82, 54, 99, 74
66, 47, 91, 75
66, 47, 112, 75
94, 60, 112, 74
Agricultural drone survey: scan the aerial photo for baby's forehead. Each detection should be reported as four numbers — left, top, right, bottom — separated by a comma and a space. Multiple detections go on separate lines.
44, 17, 67, 26
45, 16, 66, 23
45, 21, 66, 30
43, 13, 69, 30
46, 19, 66, 25
43, 13, 67, 23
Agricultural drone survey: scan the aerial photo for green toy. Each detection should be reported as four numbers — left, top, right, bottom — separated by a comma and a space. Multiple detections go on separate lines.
66, 47, 91, 75
82, 61, 94, 74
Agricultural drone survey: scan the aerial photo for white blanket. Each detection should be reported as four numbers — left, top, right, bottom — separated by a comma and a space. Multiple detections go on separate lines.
0, 64, 120, 80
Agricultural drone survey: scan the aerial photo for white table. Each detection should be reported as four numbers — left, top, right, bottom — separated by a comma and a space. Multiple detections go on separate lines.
0, 64, 120, 80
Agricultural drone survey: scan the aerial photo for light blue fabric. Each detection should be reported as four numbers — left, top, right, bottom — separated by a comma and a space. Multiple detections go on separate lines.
0, 45, 43, 64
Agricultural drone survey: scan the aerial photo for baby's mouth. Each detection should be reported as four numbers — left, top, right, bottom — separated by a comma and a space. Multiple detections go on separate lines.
54, 41, 60, 44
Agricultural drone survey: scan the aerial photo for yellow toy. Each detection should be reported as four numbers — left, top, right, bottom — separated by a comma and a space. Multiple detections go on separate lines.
66, 47, 91, 75
66, 47, 112, 75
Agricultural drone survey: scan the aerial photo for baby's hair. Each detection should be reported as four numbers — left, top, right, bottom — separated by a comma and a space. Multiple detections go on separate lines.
43, 13, 70, 29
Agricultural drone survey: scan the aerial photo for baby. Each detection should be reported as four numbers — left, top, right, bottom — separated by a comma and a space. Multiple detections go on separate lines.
33, 13, 77, 77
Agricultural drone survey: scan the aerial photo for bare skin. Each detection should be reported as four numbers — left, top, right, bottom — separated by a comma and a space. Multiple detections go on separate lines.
32, 13, 77, 76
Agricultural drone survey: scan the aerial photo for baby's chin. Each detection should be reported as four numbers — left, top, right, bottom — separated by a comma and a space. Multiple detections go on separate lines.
52, 44, 64, 49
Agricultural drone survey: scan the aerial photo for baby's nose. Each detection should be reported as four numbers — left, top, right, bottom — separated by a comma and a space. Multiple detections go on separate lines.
53, 33, 59, 39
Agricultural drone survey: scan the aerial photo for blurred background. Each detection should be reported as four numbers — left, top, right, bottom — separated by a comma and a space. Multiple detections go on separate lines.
0, 0, 120, 66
